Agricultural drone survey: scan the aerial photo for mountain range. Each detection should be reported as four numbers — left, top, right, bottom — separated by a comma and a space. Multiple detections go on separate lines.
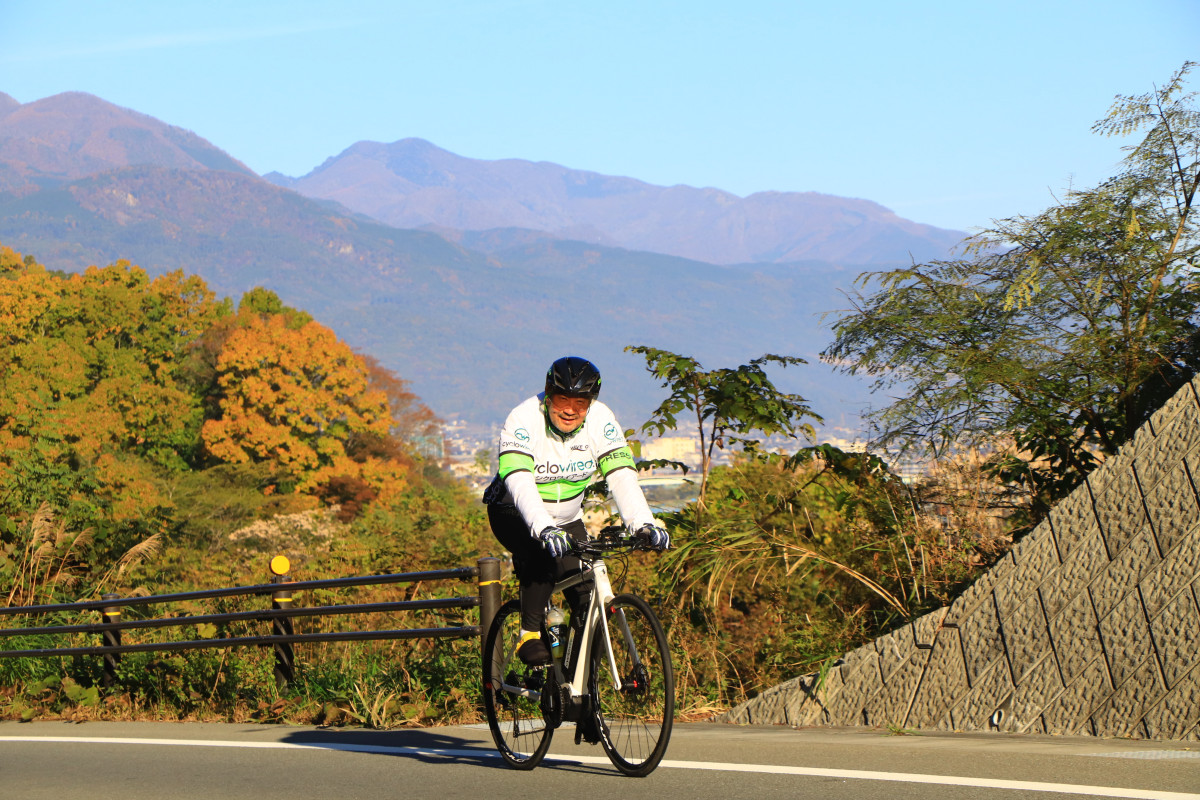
0, 90, 963, 435
264, 138, 963, 266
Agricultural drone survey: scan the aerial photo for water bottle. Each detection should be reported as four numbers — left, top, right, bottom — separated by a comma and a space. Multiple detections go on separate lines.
546, 605, 567, 662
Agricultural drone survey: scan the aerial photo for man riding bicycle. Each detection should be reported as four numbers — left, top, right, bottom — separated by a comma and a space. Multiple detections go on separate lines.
484, 356, 670, 667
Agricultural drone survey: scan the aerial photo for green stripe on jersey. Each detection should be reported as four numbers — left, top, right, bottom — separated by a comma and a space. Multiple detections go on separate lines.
537, 476, 590, 503
597, 446, 636, 476
498, 451, 534, 479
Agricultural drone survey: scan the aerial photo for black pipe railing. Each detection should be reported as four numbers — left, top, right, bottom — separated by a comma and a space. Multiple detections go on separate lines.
0, 596, 476, 638
0, 556, 504, 690
0, 566, 482, 617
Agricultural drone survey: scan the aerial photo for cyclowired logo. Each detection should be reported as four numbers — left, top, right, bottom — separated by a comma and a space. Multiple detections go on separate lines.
536, 459, 595, 475
515, 428, 530, 442
603, 422, 619, 441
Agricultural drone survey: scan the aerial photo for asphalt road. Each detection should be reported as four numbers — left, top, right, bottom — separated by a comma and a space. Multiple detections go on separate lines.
1, 721, 1197, 800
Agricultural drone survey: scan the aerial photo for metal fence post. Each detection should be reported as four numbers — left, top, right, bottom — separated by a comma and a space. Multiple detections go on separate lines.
100, 593, 121, 688
477, 557, 500, 665
269, 556, 294, 691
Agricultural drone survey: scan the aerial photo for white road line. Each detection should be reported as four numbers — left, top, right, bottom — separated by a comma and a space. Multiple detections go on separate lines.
1084, 751, 1200, 761
0, 736, 1196, 800
649, 757, 1200, 799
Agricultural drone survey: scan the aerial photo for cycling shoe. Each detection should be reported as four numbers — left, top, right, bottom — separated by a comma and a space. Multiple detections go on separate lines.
517, 637, 551, 666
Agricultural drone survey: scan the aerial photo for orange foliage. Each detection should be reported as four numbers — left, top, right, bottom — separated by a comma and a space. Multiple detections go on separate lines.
0, 245, 424, 530
202, 314, 408, 500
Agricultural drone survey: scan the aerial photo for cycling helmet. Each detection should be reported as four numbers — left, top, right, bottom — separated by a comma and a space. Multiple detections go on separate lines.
545, 356, 601, 399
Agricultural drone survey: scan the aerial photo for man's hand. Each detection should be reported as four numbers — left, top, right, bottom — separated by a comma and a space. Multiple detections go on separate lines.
536, 526, 572, 557
634, 523, 670, 551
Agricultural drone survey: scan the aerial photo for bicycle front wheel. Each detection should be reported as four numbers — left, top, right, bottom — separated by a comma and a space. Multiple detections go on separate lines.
483, 599, 554, 769
589, 593, 674, 777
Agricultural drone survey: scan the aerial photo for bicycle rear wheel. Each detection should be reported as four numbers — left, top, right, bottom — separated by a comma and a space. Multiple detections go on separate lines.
589, 593, 674, 777
483, 599, 554, 769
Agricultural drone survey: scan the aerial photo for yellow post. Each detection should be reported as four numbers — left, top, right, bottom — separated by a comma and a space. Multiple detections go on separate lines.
269, 556, 294, 690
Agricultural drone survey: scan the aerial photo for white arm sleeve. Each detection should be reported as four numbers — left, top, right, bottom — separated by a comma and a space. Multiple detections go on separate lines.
605, 467, 655, 531
504, 471, 557, 535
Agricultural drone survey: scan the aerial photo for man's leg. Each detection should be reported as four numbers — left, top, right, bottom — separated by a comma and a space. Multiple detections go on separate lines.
487, 503, 555, 663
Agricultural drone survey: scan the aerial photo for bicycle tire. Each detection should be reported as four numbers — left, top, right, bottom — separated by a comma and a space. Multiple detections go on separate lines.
482, 599, 554, 769
588, 593, 674, 777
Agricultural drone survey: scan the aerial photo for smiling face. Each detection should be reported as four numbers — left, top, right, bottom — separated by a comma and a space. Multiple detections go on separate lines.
547, 393, 592, 433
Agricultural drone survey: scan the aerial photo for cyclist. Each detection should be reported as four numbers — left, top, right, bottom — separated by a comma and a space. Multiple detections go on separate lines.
484, 356, 670, 667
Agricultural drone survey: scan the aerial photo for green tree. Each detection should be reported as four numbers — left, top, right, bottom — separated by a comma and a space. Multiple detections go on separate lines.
823, 63, 1200, 523
625, 347, 821, 511
0, 253, 223, 555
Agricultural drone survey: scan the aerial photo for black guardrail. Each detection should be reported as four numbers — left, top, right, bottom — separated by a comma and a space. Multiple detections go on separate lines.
0, 556, 503, 689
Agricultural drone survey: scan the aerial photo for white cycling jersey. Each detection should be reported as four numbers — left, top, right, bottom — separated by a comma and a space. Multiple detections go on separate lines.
485, 394, 655, 536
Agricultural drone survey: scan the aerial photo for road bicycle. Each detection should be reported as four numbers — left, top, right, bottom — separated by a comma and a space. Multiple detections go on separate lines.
482, 525, 674, 777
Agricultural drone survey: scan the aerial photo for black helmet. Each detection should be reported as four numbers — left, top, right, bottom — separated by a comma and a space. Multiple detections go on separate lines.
545, 356, 601, 399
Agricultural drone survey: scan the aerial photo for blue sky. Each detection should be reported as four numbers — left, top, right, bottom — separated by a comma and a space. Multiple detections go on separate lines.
1, 0, 1196, 232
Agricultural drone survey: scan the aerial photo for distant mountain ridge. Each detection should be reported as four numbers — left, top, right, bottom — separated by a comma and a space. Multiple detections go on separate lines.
0, 163, 868, 429
0, 91, 887, 431
266, 138, 966, 266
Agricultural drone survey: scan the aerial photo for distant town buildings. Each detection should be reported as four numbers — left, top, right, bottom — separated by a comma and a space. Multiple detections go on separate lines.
437, 418, 493, 490
431, 417, 932, 493
820, 435, 868, 454
639, 436, 699, 470
408, 432, 446, 461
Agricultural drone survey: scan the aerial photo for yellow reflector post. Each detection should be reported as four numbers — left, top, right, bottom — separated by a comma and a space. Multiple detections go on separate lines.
270, 555, 291, 576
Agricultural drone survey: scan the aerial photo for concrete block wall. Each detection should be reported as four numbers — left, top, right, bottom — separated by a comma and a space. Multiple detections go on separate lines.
722, 378, 1200, 740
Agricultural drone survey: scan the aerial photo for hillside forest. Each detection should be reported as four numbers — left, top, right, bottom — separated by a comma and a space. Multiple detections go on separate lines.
1, 63, 1197, 726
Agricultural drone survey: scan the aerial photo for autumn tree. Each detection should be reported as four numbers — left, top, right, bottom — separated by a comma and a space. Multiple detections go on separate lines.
201, 310, 408, 502
0, 249, 442, 582
356, 352, 440, 449
0, 250, 223, 554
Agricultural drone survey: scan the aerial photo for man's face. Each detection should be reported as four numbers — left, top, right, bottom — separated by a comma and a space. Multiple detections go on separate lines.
548, 393, 591, 433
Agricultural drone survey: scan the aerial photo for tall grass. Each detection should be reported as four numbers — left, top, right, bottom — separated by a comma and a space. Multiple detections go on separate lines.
635, 448, 1018, 709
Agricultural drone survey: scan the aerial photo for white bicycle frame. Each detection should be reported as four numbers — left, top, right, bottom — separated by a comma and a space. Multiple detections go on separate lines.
557, 557, 623, 698
499, 552, 635, 701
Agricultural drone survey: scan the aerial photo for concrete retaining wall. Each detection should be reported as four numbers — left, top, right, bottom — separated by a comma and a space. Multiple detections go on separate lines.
722, 378, 1200, 740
